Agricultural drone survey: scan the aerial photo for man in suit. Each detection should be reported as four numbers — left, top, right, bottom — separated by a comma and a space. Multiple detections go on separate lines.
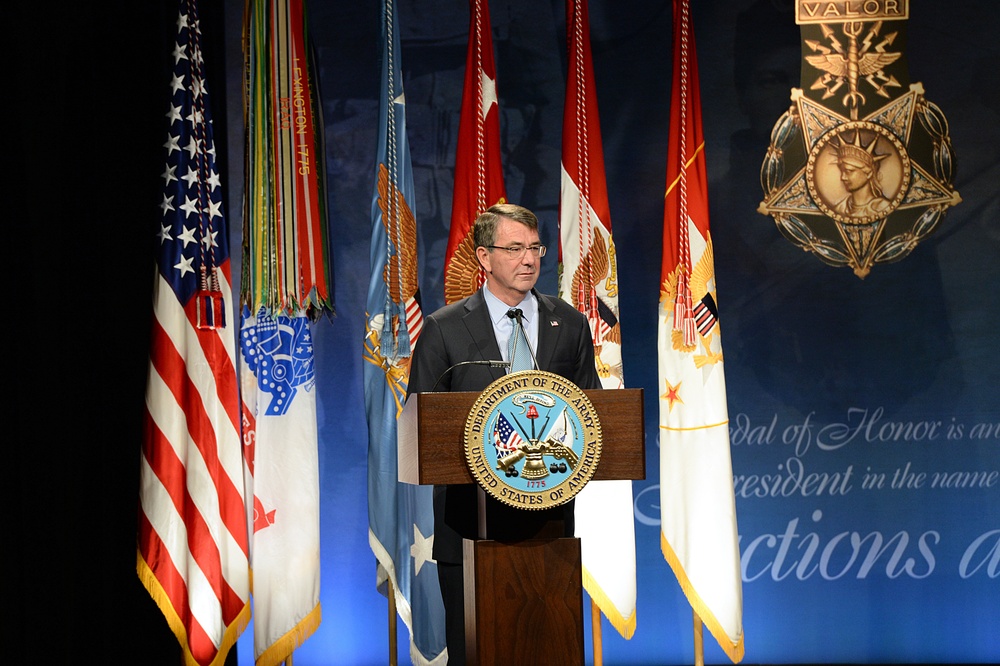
407, 203, 600, 663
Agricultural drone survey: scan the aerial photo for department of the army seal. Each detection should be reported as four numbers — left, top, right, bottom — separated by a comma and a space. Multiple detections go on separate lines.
464, 370, 602, 510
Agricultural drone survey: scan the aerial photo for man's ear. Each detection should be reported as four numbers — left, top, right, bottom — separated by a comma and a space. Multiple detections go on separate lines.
475, 245, 491, 273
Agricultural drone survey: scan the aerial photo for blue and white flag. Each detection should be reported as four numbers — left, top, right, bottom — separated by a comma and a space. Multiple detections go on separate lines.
364, 1, 446, 663
238, 307, 322, 666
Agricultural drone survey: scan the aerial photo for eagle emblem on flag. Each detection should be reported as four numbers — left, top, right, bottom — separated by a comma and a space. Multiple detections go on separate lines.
240, 310, 316, 416
662, 234, 723, 369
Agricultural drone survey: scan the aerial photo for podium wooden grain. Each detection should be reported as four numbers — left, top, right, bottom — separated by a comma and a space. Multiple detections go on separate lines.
464, 537, 583, 665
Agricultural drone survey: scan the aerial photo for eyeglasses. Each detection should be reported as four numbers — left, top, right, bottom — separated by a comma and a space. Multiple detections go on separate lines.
485, 244, 547, 259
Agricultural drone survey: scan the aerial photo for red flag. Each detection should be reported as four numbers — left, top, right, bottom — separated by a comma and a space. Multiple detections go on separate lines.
558, 0, 635, 640
444, 0, 507, 304
658, 0, 744, 661
137, 2, 250, 664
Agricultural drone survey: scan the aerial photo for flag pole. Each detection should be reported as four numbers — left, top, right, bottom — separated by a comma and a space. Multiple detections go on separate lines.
388, 578, 398, 665
591, 599, 603, 666
693, 609, 704, 666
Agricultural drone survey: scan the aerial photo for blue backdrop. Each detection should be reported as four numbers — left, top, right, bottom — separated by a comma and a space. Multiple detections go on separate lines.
219, 1, 998, 663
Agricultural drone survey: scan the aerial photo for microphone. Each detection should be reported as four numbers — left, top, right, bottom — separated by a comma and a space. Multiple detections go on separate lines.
506, 308, 539, 371
429, 359, 511, 392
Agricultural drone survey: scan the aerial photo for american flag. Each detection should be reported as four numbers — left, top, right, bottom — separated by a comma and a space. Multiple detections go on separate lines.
493, 413, 524, 456
137, 2, 250, 665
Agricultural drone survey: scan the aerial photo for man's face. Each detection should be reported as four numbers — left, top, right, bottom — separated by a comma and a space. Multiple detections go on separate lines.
477, 217, 541, 306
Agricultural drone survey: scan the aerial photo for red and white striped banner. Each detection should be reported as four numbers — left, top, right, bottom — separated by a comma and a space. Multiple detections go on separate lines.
558, 0, 636, 640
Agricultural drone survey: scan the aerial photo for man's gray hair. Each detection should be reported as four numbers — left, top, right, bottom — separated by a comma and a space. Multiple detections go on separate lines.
473, 203, 539, 248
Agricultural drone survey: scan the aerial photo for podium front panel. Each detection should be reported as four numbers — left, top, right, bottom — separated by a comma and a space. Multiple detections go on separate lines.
398, 388, 645, 486
463, 537, 584, 666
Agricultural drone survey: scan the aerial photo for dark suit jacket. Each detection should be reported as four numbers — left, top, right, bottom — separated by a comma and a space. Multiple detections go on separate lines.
407, 288, 601, 563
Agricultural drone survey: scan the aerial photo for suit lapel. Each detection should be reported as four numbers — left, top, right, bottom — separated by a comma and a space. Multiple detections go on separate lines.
534, 290, 565, 372
462, 290, 507, 382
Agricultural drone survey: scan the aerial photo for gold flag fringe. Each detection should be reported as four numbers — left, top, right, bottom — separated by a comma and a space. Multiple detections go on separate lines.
255, 604, 322, 666
137, 551, 251, 666
660, 533, 745, 663
581, 565, 637, 640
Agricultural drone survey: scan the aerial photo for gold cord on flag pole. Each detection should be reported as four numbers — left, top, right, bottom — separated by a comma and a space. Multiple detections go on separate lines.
473, 0, 486, 212
672, 0, 697, 348
693, 609, 704, 666
591, 599, 604, 666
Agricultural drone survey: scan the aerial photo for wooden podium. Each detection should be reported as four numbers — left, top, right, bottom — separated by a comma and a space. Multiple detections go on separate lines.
398, 388, 645, 665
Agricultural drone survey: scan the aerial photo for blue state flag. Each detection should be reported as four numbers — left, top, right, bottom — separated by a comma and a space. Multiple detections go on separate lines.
364, 1, 446, 663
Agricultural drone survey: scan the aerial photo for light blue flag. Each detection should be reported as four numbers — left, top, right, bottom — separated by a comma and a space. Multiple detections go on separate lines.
364, 1, 446, 663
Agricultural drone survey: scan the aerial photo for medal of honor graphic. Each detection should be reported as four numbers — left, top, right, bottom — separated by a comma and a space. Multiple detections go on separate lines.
758, 1, 961, 278
463, 370, 602, 509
